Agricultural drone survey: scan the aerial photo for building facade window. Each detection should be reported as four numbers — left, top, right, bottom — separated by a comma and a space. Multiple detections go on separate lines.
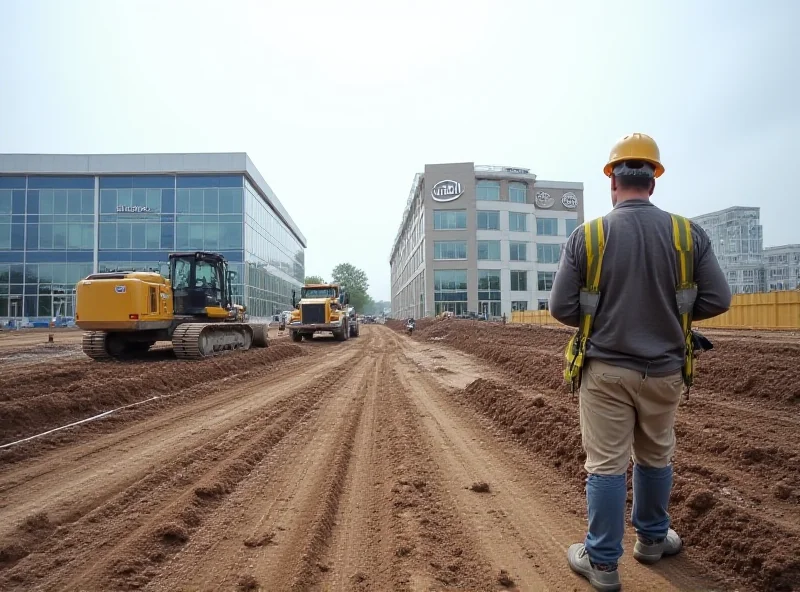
538, 271, 556, 291
538, 299, 550, 310
537, 218, 558, 236
244, 179, 305, 317
511, 300, 527, 311
479, 301, 502, 317
537, 243, 561, 264
476, 180, 501, 201
509, 212, 527, 232
1, 176, 98, 319
434, 269, 468, 316
477, 210, 500, 230
477, 269, 501, 297
509, 182, 527, 204
510, 270, 527, 291
0, 167, 304, 322
433, 209, 467, 230
477, 240, 501, 260
565, 218, 579, 236
510, 241, 528, 261
434, 241, 467, 260
478, 269, 501, 317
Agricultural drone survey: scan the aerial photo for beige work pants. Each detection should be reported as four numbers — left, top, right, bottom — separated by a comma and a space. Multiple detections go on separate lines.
579, 359, 684, 475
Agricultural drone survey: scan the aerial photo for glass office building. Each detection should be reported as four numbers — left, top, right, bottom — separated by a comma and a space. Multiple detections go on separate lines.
0, 153, 306, 324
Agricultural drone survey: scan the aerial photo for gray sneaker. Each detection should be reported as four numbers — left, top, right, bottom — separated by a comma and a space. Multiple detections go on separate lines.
633, 528, 683, 564
567, 543, 621, 591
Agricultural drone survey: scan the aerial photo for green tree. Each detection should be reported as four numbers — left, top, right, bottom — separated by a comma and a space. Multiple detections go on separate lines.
369, 300, 391, 315
304, 275, 326, 285
331, 263, 371, 312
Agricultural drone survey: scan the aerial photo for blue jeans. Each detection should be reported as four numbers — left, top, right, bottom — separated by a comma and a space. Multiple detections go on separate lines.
584, 464, 674, 566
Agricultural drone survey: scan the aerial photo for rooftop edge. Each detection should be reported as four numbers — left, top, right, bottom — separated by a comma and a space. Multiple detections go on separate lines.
0, 152, 307, 247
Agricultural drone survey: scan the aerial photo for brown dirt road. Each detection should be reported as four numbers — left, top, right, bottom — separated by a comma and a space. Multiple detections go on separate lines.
0, 323, 794, 591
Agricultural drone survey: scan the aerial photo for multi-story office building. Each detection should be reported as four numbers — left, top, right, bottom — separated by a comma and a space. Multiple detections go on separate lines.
764, 244, 800, 291
0, 153, 305, 323
389, 162, 583, 319
692, 206, 765, 294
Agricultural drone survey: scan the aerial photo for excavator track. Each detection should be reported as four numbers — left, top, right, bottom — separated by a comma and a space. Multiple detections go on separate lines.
172, 322, 254, 360
81, 331, 112, 361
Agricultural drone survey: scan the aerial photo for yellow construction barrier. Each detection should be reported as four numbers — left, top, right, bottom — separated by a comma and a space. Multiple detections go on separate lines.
510, 310, 562, 326
694, 291, 800, 330
511, 291, 800, 330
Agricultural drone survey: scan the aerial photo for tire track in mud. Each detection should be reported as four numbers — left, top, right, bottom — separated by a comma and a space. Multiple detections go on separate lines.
310, 354, 385, 591
0, 334, 374, 591
385, 328, 719, 592
311, 328, 499, 592
0, 340, 363, 549
142, 342, 377, 591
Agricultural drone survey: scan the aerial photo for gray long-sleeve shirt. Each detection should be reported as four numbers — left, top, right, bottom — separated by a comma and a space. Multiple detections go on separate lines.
549, 199, 731, 376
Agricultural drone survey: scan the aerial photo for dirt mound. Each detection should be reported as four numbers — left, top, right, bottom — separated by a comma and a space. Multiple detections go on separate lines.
453, 377, 800, 591
0, 344, 306, 446
459, 378, 584, 486
695, 343, 800, 403
393, 319, 800, 405
670, 479, 800, 591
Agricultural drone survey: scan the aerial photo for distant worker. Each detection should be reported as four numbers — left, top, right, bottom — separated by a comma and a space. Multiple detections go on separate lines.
406, 316, 415, 335
550, 133, 731, 591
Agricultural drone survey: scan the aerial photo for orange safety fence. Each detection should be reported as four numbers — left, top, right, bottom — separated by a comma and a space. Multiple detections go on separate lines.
511, 290, 800, 331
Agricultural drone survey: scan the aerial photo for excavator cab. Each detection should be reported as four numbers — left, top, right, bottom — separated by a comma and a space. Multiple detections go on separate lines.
169, 251, 233, 318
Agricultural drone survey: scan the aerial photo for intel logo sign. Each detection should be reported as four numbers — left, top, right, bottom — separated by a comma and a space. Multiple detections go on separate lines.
431, 180, 463, 202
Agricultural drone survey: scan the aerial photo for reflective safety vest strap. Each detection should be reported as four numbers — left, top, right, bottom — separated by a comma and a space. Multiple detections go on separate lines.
585, 217, 606, 292
670, 213, 698, 387
563, 217, 605, 389
580, 216, 605, 334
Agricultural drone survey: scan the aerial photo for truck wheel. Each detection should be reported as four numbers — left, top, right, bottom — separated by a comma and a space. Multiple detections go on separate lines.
291, 331, 302, 343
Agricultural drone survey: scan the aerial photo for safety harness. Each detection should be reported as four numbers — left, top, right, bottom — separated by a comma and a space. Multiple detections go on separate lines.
563, 213, 698, 395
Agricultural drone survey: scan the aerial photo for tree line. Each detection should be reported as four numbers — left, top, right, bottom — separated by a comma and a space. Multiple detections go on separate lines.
304, 263, 388, 315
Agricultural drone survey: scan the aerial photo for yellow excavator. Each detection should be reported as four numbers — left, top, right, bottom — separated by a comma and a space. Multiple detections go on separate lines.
75, 251, 268, 360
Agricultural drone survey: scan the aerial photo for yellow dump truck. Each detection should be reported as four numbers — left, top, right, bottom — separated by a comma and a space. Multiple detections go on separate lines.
288, 283, 359, 342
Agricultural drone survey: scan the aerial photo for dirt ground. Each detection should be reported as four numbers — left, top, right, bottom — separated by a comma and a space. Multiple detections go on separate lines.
0, 323, 797, 591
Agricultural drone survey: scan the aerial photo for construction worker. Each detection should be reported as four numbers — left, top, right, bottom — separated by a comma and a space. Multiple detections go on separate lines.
550, 133, 731, 591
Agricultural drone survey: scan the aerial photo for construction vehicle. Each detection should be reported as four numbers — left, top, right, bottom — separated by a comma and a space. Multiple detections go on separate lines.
288, 282, 359, 342
346, 304, 360, 337
75, 251, 269, 360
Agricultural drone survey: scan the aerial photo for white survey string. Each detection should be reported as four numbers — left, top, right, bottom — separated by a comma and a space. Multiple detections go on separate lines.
0, 395, 163, 449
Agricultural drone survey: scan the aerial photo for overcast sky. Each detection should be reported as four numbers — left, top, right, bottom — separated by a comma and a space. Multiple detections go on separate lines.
1, 0, 797, 301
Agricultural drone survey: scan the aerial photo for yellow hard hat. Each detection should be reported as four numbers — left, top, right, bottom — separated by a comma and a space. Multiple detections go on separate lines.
604, 133, 664, 178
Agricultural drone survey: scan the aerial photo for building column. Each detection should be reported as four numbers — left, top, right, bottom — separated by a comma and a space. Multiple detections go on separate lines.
93, 175, 100, 273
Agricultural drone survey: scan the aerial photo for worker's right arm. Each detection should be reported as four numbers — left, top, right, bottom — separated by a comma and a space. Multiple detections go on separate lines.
549, 229, 584, 327
691, 224, 732, 321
